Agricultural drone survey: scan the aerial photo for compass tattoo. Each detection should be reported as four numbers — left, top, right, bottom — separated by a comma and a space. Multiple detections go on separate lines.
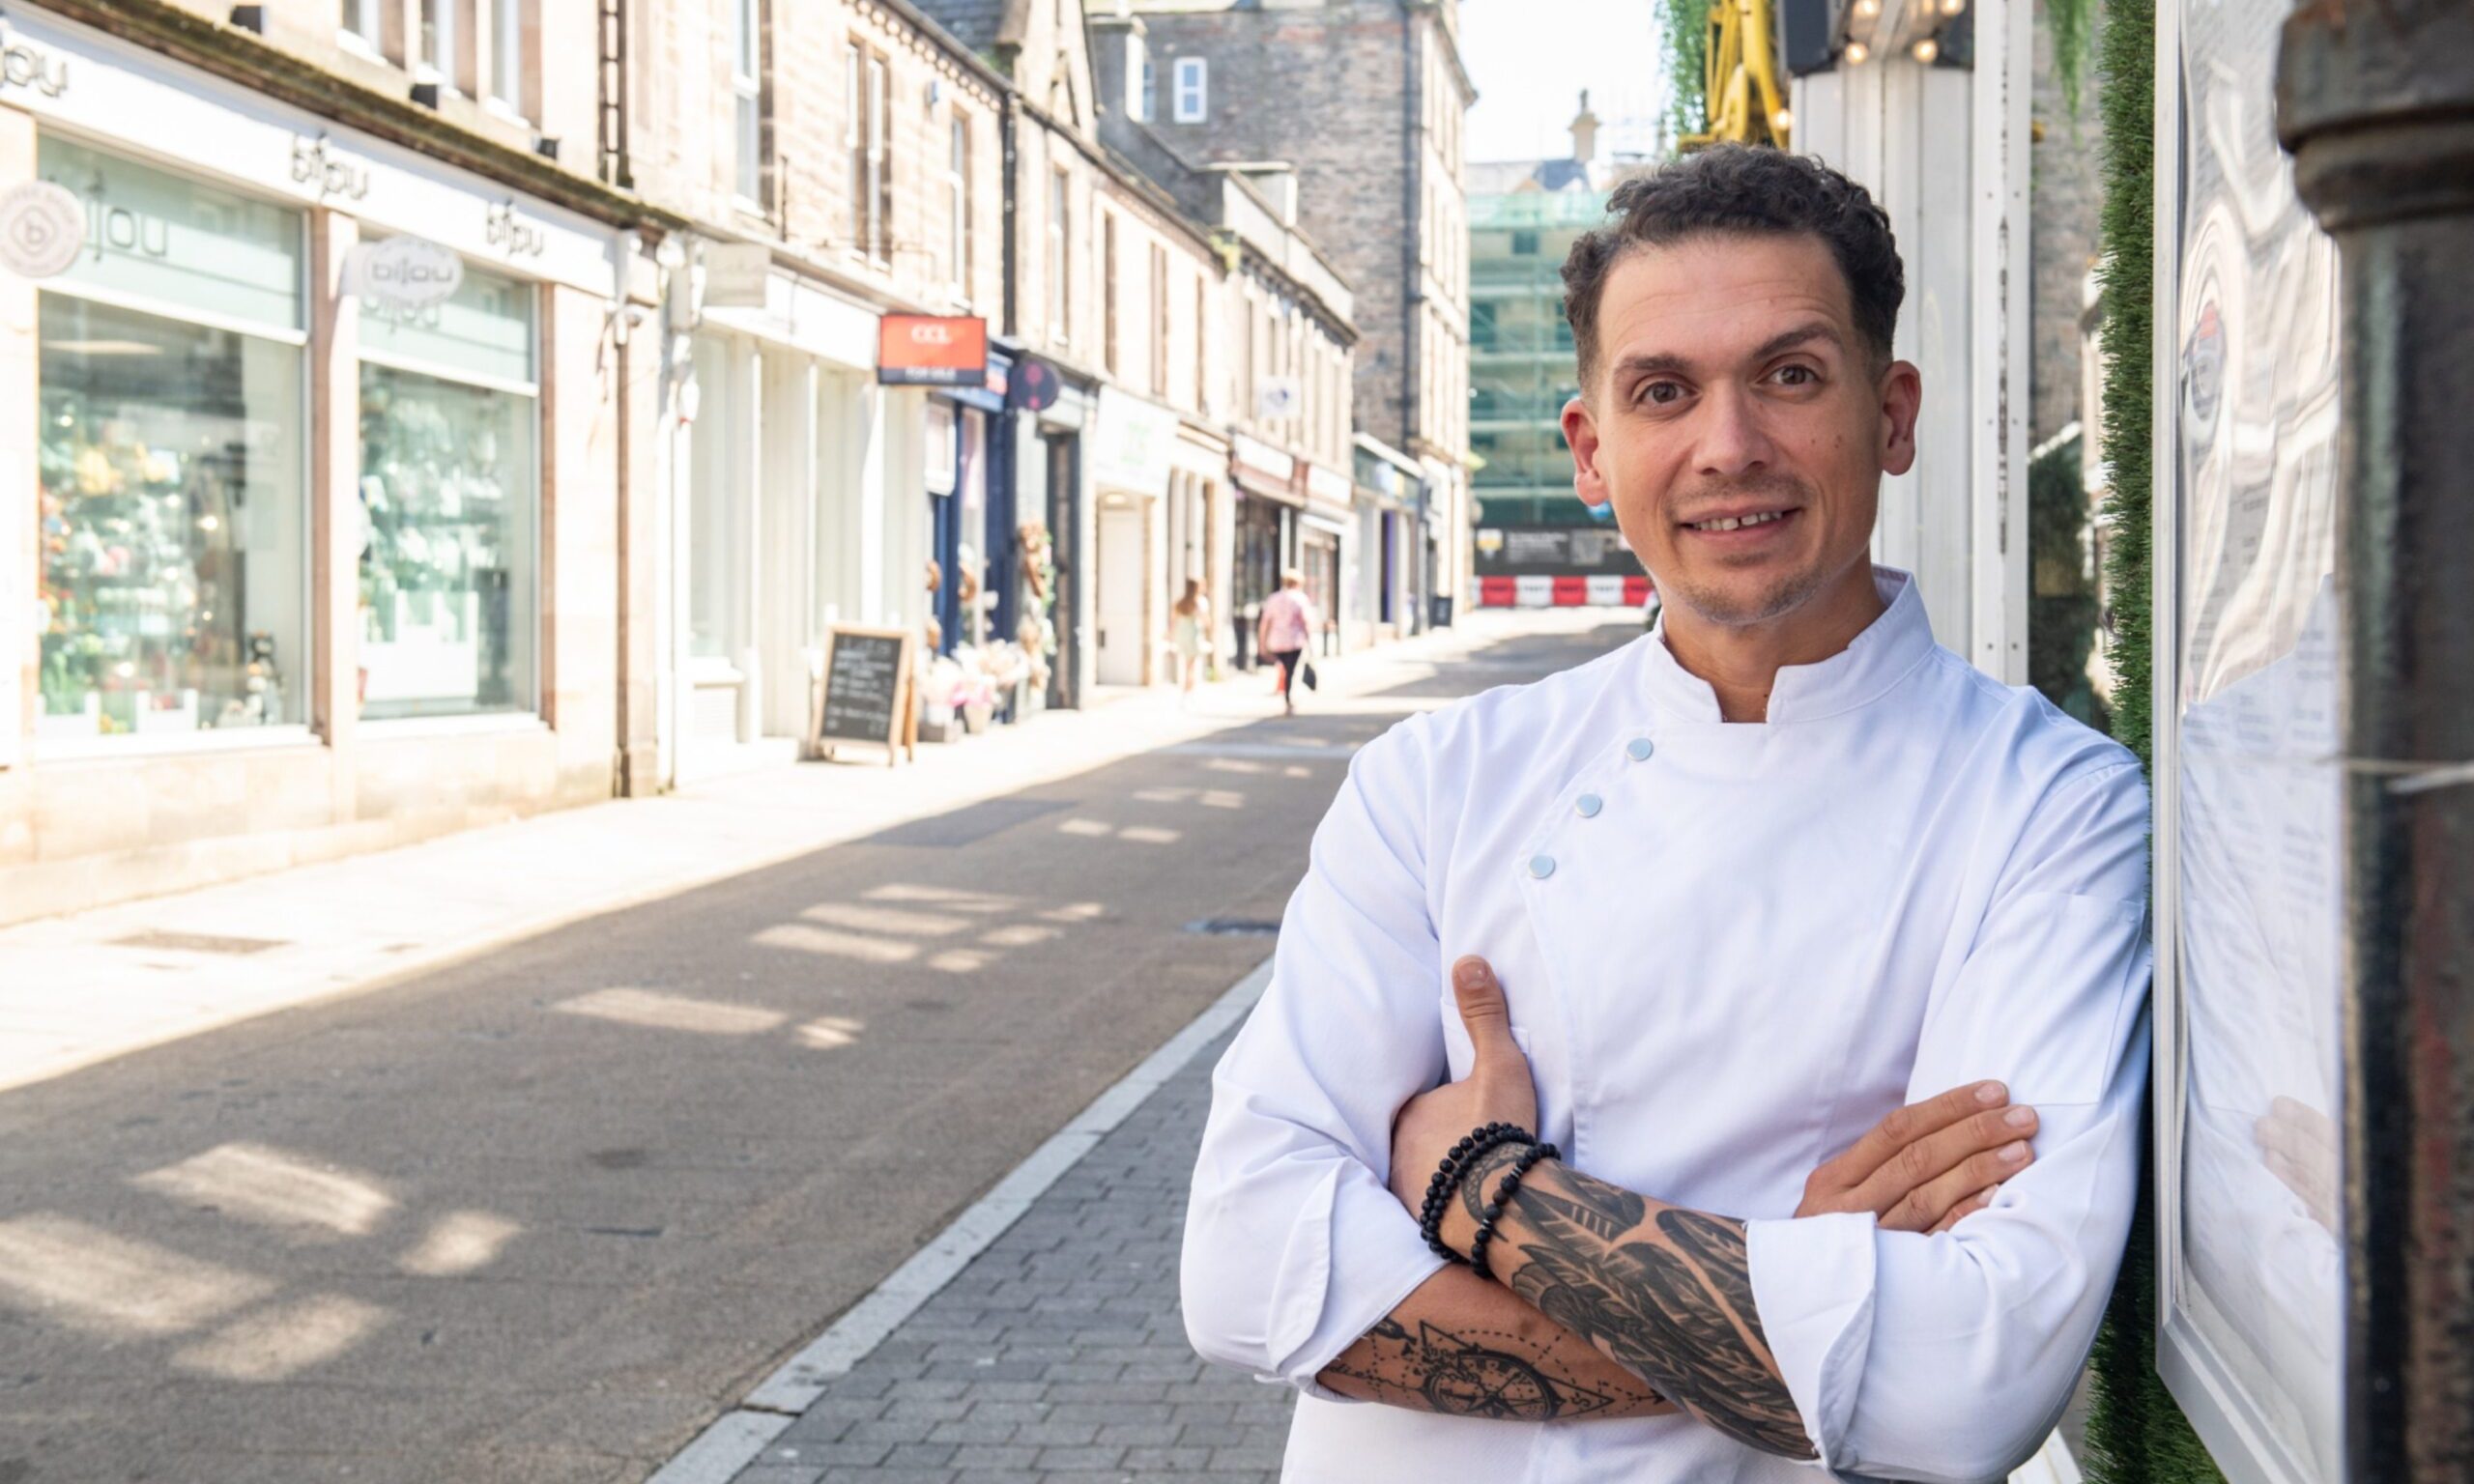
1320, 1316, 1657, 1419
1458, 1143, 1817, 1458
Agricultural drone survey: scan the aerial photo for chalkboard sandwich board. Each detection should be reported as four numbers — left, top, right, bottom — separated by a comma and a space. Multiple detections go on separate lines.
809, 625, 918, 765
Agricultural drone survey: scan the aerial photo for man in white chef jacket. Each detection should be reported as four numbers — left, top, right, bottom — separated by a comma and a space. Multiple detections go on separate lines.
1182, 144, 2150, 1482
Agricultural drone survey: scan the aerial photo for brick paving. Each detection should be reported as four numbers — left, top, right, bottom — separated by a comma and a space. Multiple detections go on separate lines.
727, 1024, 1289, 1484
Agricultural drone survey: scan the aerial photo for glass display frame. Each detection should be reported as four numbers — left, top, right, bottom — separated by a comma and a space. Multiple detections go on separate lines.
2149, 3, 2348, 1481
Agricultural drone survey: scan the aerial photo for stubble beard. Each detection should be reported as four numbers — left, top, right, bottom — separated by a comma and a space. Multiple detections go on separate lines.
1651, 474, 1839, 629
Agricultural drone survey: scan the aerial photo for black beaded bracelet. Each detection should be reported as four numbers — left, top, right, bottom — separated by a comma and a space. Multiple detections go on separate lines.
1419, 1123, 1537, 1261
1468, 1141, 1559, 1280
1417, 1122, 1518, 1243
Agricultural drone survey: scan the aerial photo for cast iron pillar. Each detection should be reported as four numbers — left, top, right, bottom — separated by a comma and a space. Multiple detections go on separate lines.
2277, 4, 2474, 1479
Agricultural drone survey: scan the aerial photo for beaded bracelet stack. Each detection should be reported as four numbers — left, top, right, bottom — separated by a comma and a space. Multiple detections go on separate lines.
1417, 1121, 1561, 1279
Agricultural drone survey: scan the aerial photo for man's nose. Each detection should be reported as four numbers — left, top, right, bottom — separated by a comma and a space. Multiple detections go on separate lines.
1693, 386, 1775, 479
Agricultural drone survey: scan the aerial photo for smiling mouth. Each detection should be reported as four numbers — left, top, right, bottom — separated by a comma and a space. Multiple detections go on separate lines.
1683, 508, 1797, 533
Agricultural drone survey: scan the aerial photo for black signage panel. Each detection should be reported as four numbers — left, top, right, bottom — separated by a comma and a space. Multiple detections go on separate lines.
810, 626, 917, 764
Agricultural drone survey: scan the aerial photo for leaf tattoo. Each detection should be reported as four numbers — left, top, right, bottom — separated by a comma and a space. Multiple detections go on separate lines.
1494, 1167, 1816, 1459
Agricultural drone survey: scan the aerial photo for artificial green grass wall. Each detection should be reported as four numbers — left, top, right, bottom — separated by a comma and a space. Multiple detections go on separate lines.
2075, 0, 2222, 1477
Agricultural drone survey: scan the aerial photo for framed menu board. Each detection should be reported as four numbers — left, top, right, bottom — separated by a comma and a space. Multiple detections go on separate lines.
808, 626, 917, 766
2151, 2, 2345, 1479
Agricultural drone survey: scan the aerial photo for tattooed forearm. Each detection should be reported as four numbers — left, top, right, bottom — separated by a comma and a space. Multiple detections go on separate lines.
1316, 1263, 1670, 1420
1457, 1145, 1816, 1459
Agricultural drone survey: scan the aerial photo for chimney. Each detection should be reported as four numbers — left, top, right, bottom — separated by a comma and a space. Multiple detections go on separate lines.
1569, 89, 1600, 164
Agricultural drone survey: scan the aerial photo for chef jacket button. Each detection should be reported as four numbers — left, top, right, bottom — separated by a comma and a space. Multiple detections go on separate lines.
1574, 793, 1603, 818
1625, 737, 1655, 761
1528, 853, 1557, 880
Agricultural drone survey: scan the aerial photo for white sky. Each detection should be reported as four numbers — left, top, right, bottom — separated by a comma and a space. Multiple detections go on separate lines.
1460, 0, 1672, 166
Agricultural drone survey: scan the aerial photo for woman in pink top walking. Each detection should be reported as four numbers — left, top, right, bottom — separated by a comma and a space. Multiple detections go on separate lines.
1254, 569, 1319, 716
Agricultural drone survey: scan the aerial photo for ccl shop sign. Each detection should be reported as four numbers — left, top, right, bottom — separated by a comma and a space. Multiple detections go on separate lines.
876, 314, 987, 387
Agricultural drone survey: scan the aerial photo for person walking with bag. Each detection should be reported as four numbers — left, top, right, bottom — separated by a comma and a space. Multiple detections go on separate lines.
1255, 569, 1319, 717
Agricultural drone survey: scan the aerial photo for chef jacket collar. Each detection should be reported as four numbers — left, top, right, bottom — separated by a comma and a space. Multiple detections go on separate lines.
1640, 565, 1937, 725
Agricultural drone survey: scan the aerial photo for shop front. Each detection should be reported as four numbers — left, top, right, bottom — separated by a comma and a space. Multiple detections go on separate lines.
1169, 423, 1229, 680
0, 7, 636, 924
672, 252, 899, 782
1302, 461, 1353, 655
1352, 440, 1413, 644
1012, 366, 1093, 710
1355, 434, 1422, 638
1227, 431, 1300, 671
906, 336, 1040, 737
1087, 386, 1178, 689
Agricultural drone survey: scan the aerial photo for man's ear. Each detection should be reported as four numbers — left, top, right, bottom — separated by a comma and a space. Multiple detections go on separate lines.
1564, 395, 1611, 509
1879, 360, 1923, 477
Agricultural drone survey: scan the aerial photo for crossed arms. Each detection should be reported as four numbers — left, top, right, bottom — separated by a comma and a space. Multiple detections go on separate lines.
1314, 959, 2043, 1455
1180, 740, 2153, 1477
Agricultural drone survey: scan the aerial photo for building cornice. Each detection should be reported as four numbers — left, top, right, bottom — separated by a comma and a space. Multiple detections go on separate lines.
23, 0, 691, 236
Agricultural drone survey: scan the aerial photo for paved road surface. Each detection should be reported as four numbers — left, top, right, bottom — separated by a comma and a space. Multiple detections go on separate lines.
0, 618, 1635, 1484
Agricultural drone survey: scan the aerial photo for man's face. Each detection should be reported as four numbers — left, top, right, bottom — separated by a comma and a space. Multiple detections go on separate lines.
1563, 233, 1919, 631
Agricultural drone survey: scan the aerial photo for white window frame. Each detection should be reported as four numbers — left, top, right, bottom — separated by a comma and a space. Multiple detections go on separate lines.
1172, 57, 1207, 124
845, 43, 863, 254
866, 52, 891, 267
490, 0, 528, 118
418, 0, 459, 92
733, 0, 762, 206
341, 0, 385, 57
945, 111, 970, 300
1048, 168, 1070, 346
1127, 34, 1150, 122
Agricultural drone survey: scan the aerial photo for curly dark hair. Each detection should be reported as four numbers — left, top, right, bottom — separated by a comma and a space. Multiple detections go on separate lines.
1562, 144, 1904, 387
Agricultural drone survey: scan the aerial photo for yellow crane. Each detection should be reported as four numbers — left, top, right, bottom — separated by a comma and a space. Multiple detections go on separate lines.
1679, 0, 1792, 150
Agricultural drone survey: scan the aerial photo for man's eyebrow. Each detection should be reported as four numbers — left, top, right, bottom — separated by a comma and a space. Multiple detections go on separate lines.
1750, 323, 1847, 360
1608, 351, 1695, 382
1607, 324, 1848, 385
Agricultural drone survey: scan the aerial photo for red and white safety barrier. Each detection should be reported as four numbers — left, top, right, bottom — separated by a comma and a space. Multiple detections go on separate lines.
1476, 575, 1655, 609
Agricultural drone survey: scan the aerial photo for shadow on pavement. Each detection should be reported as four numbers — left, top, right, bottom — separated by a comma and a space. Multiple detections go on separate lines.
0, 620, 1629, 1484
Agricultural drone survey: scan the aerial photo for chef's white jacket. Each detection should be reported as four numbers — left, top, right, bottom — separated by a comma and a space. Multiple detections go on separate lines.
1182, 568, 2151, 1483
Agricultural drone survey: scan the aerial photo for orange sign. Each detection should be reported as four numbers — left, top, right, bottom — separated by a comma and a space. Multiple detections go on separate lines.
877, 315, 989, 385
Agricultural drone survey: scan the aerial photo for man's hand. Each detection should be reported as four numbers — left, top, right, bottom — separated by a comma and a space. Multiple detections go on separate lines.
1797, 1079, 2041, 1234
1388, 956, 1539, 1212
1392, 955, 2033, 1236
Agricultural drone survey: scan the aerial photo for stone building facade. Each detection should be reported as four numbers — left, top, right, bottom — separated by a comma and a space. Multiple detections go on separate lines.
1118, 0, 1475, 619
623, 0, 1012, 780
0, 0, 660, 923
0, 0, 1395, 925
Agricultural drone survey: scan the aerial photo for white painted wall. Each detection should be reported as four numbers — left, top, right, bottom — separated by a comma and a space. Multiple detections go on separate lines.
1791, 0, 2032, 683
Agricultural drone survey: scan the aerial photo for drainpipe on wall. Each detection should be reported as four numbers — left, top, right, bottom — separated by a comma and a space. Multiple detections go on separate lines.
2276, 4, 2474, 1477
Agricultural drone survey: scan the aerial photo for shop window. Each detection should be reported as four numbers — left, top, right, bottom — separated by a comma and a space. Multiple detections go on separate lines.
357, 260, 539, 721
34, 136, 308, 745
687, 335, 749, 661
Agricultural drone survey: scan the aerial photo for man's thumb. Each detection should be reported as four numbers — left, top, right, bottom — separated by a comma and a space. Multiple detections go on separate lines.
1452, 956, 1519, 1064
